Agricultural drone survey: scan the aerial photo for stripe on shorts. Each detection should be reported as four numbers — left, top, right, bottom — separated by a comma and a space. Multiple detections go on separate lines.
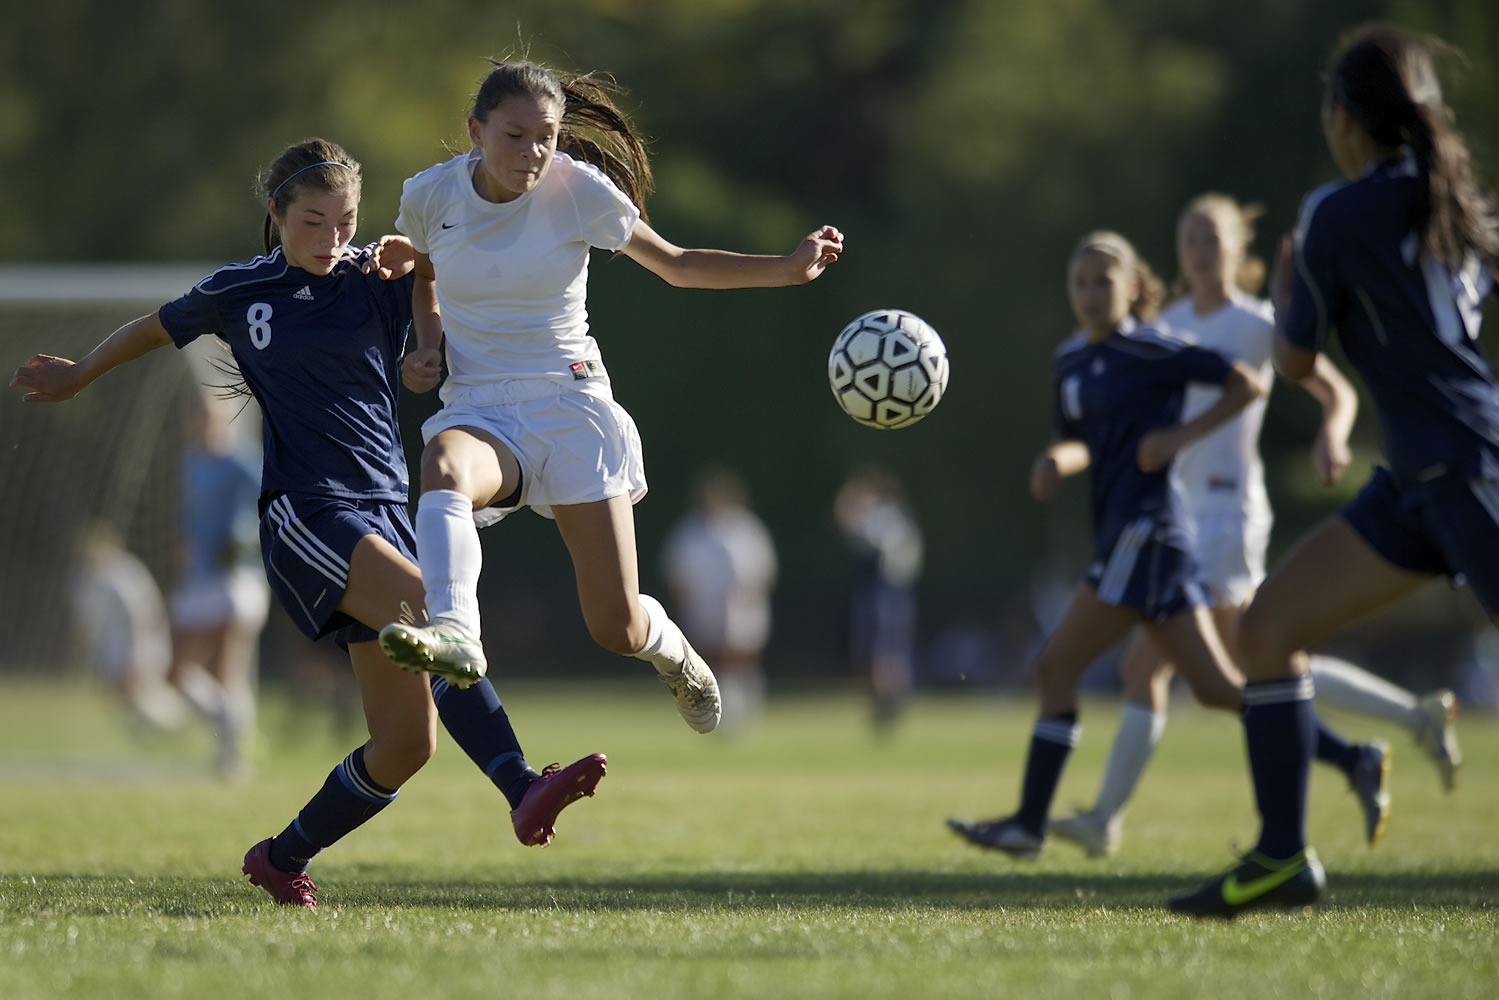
1098, 518, 1152, 604
268, 495, 349, 589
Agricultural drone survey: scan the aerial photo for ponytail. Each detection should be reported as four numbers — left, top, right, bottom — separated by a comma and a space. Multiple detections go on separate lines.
1328, 23, 1499, 267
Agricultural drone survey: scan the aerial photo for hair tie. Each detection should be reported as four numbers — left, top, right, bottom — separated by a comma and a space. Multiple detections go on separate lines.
270, 160, 352, 201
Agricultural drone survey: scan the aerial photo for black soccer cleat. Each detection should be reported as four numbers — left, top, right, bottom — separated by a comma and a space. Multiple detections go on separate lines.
1167, 847, 1326, 918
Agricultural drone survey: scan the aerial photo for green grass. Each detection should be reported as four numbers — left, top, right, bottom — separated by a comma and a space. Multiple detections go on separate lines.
1, 677, 1496, 999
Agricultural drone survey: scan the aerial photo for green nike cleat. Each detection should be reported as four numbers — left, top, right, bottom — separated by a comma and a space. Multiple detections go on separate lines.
1167, 847, 1326, 918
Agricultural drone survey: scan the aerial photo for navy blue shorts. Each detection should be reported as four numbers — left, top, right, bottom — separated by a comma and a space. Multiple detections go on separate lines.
1085, 517, 1208, 622
1342, 466, 1499, 616
258, 492, 417, 646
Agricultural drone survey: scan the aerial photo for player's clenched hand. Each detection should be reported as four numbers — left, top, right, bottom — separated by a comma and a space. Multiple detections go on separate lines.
1312, 425, 1352, 486
1030, 454, 1062, 500
788, 225, 844, 284
402, 347, 443, 393
365, 235, 416, 280
10, 354, 85, 402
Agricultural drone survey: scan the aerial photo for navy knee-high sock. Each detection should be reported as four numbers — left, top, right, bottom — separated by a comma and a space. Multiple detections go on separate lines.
268, 745, 398, 873
430, 675, 537, 809
1241, 676, 1316, 861
1014, 714, 1080, 836
1312, 715, 1362, 779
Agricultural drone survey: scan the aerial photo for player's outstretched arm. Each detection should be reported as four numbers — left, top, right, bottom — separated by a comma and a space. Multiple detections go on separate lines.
10, 312, 173, 403
1137, 361, 1266, 473
621, 221, 843, 289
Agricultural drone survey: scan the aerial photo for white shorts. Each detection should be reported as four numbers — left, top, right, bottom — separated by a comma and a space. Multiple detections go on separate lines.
169, 566, 271, 631
423, 377, 648, 527
1191, 510, 1271, 607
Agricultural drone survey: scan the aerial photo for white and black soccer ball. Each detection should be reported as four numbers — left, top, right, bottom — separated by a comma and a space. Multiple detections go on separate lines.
828, 309, 949, 429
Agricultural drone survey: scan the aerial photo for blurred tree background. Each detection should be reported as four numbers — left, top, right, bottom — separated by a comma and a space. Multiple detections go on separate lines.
3, 0, 1497, 684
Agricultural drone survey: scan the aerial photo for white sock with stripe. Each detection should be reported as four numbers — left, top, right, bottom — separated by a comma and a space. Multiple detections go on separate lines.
415, 489, 483, 637
1090, 701, 1166, 823
1308, 654, 1420, 734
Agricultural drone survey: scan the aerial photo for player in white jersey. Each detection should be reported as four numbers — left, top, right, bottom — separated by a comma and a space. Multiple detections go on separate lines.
1050, 193, 1463, 859
377, 60, 842, 736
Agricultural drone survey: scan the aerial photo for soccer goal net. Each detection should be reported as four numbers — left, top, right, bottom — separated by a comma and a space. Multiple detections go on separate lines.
0, 265, 256, 674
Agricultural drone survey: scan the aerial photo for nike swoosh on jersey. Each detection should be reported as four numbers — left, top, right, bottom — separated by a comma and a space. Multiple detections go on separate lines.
441, 222, 456, 229
1220, 858, 1305, 905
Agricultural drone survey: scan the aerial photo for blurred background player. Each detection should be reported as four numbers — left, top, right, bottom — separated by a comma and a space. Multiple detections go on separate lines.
1050, 192, 1461, 858
1171, 23, 1499, 916
662, 467, 777, 733
166, 387, 270, 778
946, 231, 1384, 860
68, 521, 183, 731
834, 464, 924, 729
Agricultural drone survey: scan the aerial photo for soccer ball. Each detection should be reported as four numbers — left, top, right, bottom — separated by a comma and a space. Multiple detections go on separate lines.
827, 309, 949, 429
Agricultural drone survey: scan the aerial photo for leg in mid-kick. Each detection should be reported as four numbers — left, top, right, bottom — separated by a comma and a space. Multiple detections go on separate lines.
1169, 515, 1427, 918
345, 530, 606, 846
553, 494, 721, 734
379, 425, 521, 686
946, 582, 1138, 859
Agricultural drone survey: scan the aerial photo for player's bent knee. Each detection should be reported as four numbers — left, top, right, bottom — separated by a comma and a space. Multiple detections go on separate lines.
1233, 599, 1292, 679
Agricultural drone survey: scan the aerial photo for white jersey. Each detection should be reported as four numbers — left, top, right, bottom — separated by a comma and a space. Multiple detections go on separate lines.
396, 149, 641, 390
1157, 292, 1275, 521
663, 508, 778, 652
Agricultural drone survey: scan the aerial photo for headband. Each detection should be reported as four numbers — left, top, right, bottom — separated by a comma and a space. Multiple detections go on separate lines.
1076, 234, 1137, 268
270, 160, 353, 201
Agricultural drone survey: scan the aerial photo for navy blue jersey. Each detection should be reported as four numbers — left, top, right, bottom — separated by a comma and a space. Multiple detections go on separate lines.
159, 246, 415, 502
1052, 323, 1234, 551
1284, 157, 1499, 486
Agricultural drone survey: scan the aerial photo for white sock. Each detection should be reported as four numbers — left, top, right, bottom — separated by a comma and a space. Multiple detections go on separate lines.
633, 593, 687, 675
1091, 702, 1167, 823
415, 489, 483, 637
1309, 654, 1419, 733
174, 661, 226, 722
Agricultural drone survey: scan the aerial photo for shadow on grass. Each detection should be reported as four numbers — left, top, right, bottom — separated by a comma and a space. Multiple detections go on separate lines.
7, 868, 1497, 916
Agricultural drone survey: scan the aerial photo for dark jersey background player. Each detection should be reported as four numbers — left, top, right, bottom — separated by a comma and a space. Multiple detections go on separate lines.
1171, 22, 1499, 917
945, 231, 1267, 858
11, 138, 605, 910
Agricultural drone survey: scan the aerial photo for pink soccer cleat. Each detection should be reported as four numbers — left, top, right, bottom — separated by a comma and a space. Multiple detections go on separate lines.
242, 838, 318, 909
511, 753, 608, 846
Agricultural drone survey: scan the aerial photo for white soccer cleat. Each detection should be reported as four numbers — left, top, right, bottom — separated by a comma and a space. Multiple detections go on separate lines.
378, 619, 487, 689
1048, 809, 1123, 858
659, 638, 721, 734
1415, 689, 1461, 792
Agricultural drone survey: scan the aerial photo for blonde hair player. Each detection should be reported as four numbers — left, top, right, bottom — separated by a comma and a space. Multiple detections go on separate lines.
1049, 193, 1461, 860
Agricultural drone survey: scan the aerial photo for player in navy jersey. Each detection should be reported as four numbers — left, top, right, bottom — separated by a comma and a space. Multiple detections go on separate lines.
375, 61, 841, 736
945, 231, 1267, 858
1170, 23, 1499, 917
11, 138, 605, 909
1050, 193, 1458, 860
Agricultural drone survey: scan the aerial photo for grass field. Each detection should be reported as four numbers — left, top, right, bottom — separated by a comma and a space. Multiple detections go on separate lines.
1, 676, 1495, 999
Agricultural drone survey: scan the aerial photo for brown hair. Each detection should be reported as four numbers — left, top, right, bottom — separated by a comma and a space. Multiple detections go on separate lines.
1073, 231, 1166, 322
1326, 22, 1499, 267
471, 60, 654, 220
209, 139, 363, 399
1175, 193, 1268, 295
